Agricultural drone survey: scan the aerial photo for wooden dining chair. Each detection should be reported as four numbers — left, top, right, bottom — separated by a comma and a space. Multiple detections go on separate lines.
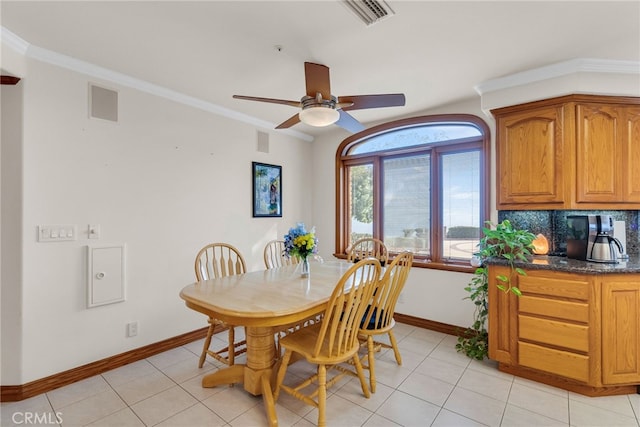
347, 237, 388, 266
194, 242, 247, 368
273, 258, 381, 427
359, 251, 413, 392
263, 239, 299, 269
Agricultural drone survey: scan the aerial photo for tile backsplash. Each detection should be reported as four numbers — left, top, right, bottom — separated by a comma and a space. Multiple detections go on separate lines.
497, 210, 639, 256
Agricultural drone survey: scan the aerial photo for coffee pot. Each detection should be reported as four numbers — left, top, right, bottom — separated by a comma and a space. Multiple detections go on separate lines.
588, 233, 624, 263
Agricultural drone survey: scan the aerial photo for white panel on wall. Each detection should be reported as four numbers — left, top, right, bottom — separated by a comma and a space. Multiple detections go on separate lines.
257, 131, 269, 153
87, 244, 126, 308
89, 84, 118, 122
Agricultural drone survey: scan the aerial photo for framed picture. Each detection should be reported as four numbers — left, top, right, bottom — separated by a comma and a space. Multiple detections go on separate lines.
252, 162, 282, 217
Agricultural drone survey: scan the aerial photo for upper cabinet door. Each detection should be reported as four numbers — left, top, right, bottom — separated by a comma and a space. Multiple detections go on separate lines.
576, 104, 640, 205
496, 104, 566, 209
575, 104, 621, 203
623, 107, 640, 203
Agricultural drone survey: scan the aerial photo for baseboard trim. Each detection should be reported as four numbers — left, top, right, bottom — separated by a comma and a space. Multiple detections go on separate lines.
1, 326, 213, 402
498, 363, 639, 397
1, 316, 463, 402
394, 313, 463, 337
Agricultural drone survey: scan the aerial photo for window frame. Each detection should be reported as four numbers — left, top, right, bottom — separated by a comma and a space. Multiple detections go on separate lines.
334, 114, 491, 273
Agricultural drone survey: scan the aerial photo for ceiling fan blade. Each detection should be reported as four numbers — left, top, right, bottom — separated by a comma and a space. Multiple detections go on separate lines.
1, 75, 21, 85
233, 95, 300, 108
275, 113, 301, 129
304, 62, 331, 100
339, 94, 406, 111
336, 110, 365, 133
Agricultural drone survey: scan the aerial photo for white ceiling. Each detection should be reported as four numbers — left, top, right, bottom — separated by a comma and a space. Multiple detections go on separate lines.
2, 1, 639, 138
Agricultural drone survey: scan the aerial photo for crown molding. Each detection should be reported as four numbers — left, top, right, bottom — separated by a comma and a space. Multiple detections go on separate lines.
1, 26, 29, 54
0, 26, 313, 142
475, 58, 640, 95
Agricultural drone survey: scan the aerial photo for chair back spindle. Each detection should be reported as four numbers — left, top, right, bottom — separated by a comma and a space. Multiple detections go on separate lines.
347, 237, 388, 265
194, 242, 248, 367
273, 258, 381, 427
314, 259, 380, 358
195, 243, 246, 281
362, 251, 413, 330
359, 251, 413, 392
263, 240, 299, 269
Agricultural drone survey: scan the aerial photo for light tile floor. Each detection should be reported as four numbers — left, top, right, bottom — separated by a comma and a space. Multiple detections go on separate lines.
2, 323, 639, 426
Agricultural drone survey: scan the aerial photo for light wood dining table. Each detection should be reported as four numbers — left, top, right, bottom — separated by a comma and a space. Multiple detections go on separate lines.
179, 260, 356, 427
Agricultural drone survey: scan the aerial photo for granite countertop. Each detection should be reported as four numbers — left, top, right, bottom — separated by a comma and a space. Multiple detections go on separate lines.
486, 254, 640, 274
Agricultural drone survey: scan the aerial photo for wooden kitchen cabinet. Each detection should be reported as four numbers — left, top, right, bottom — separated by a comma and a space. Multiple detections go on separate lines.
487, 264, 640, 396
492, 95, 640, 210
495, 104, 566, 208
487, 265, 517, 364
601, 275, 640, 385
576, 104, 640, 204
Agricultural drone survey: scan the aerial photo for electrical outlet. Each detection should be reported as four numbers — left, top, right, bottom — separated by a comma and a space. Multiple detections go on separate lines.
126, 321, 138, 337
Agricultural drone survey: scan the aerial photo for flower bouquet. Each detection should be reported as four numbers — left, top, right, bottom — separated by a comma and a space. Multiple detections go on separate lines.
284, 223, 317, 277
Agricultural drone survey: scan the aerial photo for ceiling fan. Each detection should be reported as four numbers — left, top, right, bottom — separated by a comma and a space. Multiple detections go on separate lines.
1, 75, 21, 85
233, 62, 405, 133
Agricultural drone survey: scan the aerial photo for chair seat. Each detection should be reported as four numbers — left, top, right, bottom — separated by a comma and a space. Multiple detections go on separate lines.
361, 306, 396, 331
361, 316, 395, 334
279, 322, 360, 365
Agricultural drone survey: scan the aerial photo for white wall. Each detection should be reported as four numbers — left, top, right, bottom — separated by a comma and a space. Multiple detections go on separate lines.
1, 78, 25, 385
2, 57, 314, 384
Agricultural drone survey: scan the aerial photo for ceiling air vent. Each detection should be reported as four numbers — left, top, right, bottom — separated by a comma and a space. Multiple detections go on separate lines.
342, 0, 395, 26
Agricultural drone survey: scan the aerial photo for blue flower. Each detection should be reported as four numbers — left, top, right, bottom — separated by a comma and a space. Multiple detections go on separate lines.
284, 223, 318, 260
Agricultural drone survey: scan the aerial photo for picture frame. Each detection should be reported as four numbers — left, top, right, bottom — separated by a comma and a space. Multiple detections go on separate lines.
252, 162, 282, 217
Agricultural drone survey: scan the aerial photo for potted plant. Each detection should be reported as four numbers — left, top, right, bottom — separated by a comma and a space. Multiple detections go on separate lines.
456, 220, 535, 360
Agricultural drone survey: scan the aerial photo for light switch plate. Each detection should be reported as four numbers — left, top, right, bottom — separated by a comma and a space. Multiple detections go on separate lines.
38, 225, 77, 242
88, 224, 101, 239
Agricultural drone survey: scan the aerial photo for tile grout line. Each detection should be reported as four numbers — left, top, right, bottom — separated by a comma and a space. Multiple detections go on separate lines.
498, 372, 516, 427
6, 324, 638, 427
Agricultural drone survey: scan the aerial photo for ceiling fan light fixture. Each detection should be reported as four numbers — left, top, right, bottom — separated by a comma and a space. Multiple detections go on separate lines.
299, 106, 340, 127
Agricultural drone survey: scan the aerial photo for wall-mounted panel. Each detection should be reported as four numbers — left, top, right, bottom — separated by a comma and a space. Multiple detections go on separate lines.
87, 244, 126, 308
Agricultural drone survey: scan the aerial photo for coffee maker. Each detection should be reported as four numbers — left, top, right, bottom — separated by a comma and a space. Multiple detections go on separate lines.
567, 215, 624, 263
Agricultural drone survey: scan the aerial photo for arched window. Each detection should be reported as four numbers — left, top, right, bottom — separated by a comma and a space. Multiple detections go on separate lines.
335, 114, 490, 272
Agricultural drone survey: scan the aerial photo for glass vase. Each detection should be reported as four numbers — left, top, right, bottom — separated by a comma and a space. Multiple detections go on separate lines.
301, 257, 310, 278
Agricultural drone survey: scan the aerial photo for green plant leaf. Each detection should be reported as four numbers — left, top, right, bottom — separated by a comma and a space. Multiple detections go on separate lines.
458, 219, 535, 361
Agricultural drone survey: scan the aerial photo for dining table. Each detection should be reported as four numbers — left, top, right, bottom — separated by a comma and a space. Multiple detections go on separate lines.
179, 259, 357, 427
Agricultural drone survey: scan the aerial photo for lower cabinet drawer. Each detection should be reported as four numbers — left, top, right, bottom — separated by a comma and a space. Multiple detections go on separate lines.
519, 315, 589, 352
519, 295, 589, 323
519, 341, 590, 383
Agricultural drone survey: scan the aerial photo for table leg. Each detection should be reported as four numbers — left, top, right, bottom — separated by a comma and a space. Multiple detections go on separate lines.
262, 371, 278, 427
202, 364, 244, 388
243, 326, 277, 394
200, 326, 279, 425
246, 326, 279, 426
